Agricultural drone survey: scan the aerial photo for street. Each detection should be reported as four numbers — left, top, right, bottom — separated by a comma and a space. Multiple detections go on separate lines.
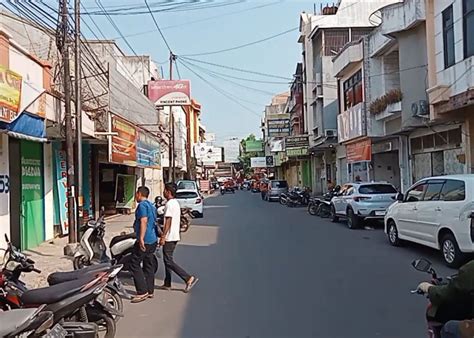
117, 190, 454, 338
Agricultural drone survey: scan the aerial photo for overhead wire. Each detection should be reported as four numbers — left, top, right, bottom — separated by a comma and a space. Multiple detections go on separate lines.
143, 0, 173, 53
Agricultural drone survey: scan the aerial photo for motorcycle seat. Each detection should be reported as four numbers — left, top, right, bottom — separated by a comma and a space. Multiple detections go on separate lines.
0, 308, 38, 337
21, 275, 97, 306
47, 263, 112, 285
109, 233, 136, 248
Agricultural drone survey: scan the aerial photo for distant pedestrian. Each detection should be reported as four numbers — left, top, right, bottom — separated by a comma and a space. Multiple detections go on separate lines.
130, 186, 158, 303
159, 182, 198, 292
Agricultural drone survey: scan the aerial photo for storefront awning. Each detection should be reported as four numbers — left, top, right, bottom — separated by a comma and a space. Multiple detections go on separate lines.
0, 111, 46, 142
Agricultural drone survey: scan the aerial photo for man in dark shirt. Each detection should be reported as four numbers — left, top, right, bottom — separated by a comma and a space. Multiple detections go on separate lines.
130, 186, 158, 303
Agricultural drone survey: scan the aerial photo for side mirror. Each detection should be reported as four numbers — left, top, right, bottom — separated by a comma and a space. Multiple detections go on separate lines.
411, 258, 432, 273
396, 193, 404, 202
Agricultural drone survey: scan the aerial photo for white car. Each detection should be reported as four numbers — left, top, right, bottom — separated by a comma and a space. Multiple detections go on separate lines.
176, 189, 204, 218
385, 174, 474, 267
330, 182, 398, 229
177, 180, 200, 193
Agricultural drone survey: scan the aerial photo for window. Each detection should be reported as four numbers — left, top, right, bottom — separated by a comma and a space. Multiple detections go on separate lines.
176, 191, 198, 199
177, 181, 197, 190
423, 181, 444, 201
405, 183, 427, 202
271, 181, 288, 188
443, 5, 455, 68
359, 184, 397, 194
343, 70, 363, 110
440, 180, 465, 201
464, 0, 474, 58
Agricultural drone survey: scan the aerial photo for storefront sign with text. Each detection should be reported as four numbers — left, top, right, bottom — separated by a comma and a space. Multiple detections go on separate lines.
110, 115, 137, 166
0, 65, 22, 123
346, 138, 372, 163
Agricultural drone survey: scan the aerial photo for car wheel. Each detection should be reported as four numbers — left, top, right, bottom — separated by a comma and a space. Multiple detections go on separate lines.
330, 205, 339, 222
387, 220, 402, 246
441, 233, 465, 268
347, 208, 360, 229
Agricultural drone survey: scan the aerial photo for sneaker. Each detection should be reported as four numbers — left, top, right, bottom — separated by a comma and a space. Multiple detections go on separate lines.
131, 293, 149, 303
184, 276, 199, 293
157, 285, 171, 291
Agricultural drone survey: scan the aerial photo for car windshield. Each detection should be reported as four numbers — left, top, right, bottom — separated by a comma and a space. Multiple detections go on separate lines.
176, 191, 198, 199
272, 181, 288, 188
177, 181, 196, 190
359, 184, 397, 194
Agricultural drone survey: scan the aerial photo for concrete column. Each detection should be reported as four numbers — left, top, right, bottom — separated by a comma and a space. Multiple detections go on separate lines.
398, 135, 411, 192
0, 135, 10, 251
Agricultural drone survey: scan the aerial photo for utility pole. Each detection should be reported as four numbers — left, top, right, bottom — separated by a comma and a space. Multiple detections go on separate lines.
74, 0, 83, 230
60, 0, 77, 243
168, 52, 176, 182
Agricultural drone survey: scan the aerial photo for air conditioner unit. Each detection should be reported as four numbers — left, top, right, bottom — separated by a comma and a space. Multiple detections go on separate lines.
412, 100, 430, 117
325, 129, 337, 137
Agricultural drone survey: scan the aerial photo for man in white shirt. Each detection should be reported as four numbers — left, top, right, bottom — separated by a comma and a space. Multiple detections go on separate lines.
159, 183, 198, 292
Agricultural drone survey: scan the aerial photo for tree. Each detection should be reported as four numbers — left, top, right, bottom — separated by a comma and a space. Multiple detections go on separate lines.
239, 134, 262, 177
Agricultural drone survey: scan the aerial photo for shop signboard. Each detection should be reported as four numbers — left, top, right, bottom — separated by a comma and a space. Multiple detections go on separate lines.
54, 149, 69, 235
137, 130, 161, 169
202, 147, 222, 165
194, 143, 212, 161
0, 65, 22, 123
267, 115, 290, 138
245, 139, 263, 152
286, 147, 308, 157
223, 138, 240, 163
337, 103, 364, 143
115, 174, 136, 209
269, 139, 284, 152
265, 156, 274, 167
346, 138, 372, 163
285, 135, 309, 149
147, 80, 191, 106
250, 157, 266, 168
110, 115, 137, 166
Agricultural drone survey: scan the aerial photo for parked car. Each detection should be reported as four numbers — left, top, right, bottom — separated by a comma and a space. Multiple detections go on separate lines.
385, 175, 474, 268
175, 189, 204, 218
331, 182, 398, 229
265, 180, 288, 202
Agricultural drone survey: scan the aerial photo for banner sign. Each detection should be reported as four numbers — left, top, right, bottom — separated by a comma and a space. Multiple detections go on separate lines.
245, 139, 263, 152
202, 147, 222, 165
223, 138, 240, 163
346, 138, 372, 163
267, 117, 290, 137
287, 147, 308, 157
338, 103, 364, 143
269, 139, 284, 152
55, 149, 69, 234
250, 157, 267, 168
115, 174, 136, 209
265, 156, 274, 167
147, 80, 191, 106
137, 130, 161, 169
0, 65, 22, 123
285, 135, 309, 149
110, 115, 137, 166
194, 143, 212, 161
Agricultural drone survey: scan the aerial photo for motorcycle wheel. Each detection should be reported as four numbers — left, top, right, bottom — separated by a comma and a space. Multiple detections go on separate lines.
73, 255, 88, 270
98, 312, 116, 338
103, 287, 123, 322
308, 204, 318, 216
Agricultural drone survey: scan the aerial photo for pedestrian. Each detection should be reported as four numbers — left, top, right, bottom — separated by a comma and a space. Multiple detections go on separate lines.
159, 182, 198, 293
130, 186, 158, 303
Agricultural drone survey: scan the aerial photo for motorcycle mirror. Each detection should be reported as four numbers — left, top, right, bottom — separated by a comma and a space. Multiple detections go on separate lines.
411, 258, 432, 273
4, 234, 9, 243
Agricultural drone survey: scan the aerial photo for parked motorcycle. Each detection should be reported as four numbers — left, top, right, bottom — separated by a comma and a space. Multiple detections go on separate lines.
308, 187, 340, 217
286, 187, 311, 207
411, 258, 472, 338
156, 196, 193, 233
0, 307, 63, 337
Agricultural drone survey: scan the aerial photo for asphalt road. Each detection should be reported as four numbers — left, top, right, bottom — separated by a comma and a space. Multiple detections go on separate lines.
117, 190, 455, 338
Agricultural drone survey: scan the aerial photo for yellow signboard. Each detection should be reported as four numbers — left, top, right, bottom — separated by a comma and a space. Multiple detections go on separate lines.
0, 65, 22, 123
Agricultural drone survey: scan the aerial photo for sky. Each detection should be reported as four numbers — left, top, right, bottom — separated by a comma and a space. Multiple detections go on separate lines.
79, 0, 321, 144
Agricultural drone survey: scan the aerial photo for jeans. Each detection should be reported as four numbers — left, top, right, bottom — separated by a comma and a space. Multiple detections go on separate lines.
130, 241, 158, 295
163, 241, 191, 287
441, 321, 461, 338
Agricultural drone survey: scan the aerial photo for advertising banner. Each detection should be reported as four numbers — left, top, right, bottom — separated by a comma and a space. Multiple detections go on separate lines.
269, 139, 284, 152
0, 65, 22, 123
267, 115, 290, 137
265, 156, 274, 167
287, 147, 308, 157
137, 130, 161, 169
285, 135, 309, 149
337, 103, 364, 143
115, 174, 136, 209
346, 138, 372, 163
250, 157, 267, 168
223, 138, 240, 163
110, 115, 137, 166
194, 143, 212, 161
202, 147, 222, 165
147, 80, 191, 106
245, 139, 263, 152
54, 149, 69, 235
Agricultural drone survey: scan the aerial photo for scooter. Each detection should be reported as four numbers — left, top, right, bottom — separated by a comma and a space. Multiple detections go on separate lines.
156, 196, 193, 233
286, 187, 310, 207
411, 258, 472, 338
308, 187, 339, 217
220, 185, 235, 195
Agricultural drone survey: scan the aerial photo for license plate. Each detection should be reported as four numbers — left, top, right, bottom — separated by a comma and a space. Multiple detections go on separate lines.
375, 211, 386, 216
44, 323, 67, 338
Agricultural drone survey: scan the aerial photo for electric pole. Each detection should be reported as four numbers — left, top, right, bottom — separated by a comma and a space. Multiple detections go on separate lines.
168, 52, 176, 182
60, 0, 77, 243
74, 0, 83, 230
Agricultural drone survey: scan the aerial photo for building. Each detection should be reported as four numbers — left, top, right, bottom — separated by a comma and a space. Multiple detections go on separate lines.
298, 0, 401, 194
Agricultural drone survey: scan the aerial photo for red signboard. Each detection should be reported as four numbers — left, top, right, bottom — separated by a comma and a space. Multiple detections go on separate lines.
147, 80, 191, 106
346, 138, 372, 163
110, 115, 137, 166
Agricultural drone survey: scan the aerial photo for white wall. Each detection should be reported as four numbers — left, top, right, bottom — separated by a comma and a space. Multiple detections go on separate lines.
43, 143, 54, 240
144, 168, 164, 200
0, 135, 9, 251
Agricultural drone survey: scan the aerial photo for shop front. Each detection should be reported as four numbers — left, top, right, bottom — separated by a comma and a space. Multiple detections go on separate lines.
345, 138, 372, 183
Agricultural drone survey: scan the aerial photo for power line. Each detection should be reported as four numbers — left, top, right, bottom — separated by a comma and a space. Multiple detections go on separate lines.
143, 0, 172, 53
174, 59, 182, 80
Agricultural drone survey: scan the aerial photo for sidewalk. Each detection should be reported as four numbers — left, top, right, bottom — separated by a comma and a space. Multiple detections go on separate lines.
22, 214, 134, 288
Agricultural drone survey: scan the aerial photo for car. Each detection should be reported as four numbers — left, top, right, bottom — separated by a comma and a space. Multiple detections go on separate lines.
330, 182, 398, 229
175, 189, 204, 218
385, 174, 474, 268
177, 180, 199, 193
265, 180, 288, 201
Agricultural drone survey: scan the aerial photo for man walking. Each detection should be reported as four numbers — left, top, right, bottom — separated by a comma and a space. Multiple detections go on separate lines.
159, 182, 198, 292
130, 186, 158, 303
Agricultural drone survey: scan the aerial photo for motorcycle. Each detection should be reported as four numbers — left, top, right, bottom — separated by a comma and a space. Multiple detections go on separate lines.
286, 187, 311, 207
156, 196, 193, 233
411, 258, 472, 338
220, 185, 235, 195
308, 187, 339, 217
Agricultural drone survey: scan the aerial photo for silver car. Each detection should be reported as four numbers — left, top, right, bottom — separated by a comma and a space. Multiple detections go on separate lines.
265, 180, 288, 201
331, 182, 398, 229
